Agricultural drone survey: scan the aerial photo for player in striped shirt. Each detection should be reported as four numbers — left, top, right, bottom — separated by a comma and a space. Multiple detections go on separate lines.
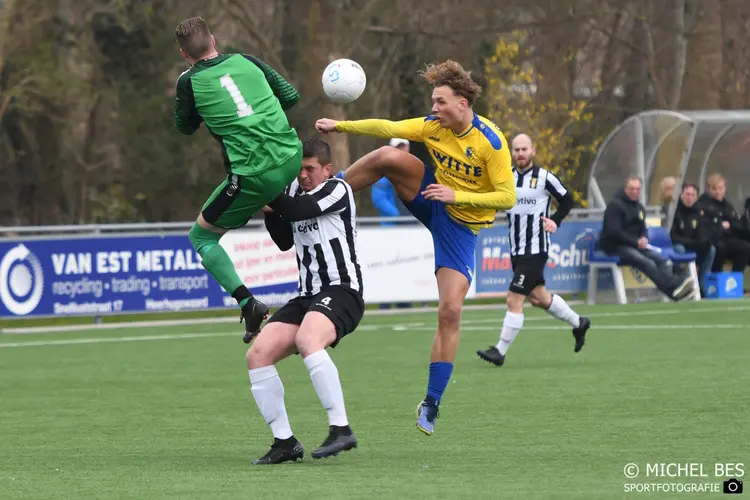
477, 134, 590, 367
244, 138, 363, 465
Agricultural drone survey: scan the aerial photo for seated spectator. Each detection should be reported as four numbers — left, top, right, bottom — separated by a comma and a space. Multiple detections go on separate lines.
598, 176, 693, 301
659, 176, 677, 227
670, 183, 715, 296
696, 174, 750, 272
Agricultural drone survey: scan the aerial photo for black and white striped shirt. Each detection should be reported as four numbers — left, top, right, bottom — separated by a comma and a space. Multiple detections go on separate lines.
264, 177, 363, 297
507, 165, 571, 256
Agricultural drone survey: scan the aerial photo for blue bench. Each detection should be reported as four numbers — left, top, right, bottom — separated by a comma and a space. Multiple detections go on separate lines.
586, 231, 627, 305
586, 228, 700, 304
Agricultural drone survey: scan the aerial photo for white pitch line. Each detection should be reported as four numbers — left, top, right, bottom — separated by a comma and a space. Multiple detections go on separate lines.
466, 304, 750, 325
356, 304, 750, 331
0, 303, 515, 335
0, 302, 747, 341
450, 324, 747, 332
2, 302, 747, 335
0, 322, 746, 349
0, 332, 238, 348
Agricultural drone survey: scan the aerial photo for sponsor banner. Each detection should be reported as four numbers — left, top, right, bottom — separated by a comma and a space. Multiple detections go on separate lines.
0, 236, 222, 317
357, 226, 440, 303
0, 233, 296, 318
220, 230, 298, 307
475, 221, 615, 295
3, 219, 647, 317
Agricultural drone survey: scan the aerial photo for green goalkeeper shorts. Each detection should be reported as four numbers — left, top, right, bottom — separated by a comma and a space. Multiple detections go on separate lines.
200, 147, 302, 230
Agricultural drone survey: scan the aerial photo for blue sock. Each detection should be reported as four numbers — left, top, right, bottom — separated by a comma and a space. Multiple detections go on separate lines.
425, 362, 453, 404
334, 170, 345, 180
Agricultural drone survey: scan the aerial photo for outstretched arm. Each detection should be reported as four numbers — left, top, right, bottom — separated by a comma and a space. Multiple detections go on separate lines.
316, 117, 427, 142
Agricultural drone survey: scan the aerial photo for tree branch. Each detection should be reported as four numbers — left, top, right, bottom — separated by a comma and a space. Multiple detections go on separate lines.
344, 0, 386, 57
220, 0, 291, 79
365, 14, 596, 38
584, 17, 647, 57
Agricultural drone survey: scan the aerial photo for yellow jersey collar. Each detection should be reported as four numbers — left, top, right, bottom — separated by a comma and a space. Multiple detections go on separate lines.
453, 113, 481, 138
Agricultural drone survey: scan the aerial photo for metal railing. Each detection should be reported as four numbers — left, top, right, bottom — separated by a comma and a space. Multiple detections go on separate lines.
0, 207, 664, 239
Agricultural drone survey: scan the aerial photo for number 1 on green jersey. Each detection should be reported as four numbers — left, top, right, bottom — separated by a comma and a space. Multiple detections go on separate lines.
220, 74, 254, 117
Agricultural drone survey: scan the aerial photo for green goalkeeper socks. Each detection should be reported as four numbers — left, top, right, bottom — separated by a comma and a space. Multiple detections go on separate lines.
189, 223, 250, 307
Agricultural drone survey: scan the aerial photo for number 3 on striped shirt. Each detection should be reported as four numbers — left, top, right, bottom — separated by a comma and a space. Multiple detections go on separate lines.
220, 74, 254, 117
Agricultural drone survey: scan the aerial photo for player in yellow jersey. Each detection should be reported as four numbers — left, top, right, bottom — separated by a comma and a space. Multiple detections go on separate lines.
315, 60, 516, 435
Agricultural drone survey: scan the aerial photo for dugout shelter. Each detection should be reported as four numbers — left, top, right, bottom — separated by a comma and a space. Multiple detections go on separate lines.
587, 109, 750, 227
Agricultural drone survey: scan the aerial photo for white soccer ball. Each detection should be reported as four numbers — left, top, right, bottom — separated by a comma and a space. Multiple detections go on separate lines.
322, 58, 366, 104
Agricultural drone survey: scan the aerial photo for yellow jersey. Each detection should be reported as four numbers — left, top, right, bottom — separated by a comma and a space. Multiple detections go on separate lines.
336, 114, 516, 233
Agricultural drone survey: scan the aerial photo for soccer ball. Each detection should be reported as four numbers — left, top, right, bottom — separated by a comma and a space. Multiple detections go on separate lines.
322, 59, 366, 104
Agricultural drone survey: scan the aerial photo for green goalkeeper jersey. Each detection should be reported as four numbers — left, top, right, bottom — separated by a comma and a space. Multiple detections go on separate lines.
174, 54, 301, 176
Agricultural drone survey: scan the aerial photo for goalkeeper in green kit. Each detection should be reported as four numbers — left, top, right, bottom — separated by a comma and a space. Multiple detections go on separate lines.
173, 17, 302, 340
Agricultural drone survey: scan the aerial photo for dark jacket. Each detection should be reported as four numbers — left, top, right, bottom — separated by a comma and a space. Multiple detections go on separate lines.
696, 193, 745, 243
598, 190, 647, 253
670, 199, 712, 252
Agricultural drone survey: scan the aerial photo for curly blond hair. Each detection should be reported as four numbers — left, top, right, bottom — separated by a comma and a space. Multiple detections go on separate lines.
419, 60, 482, 106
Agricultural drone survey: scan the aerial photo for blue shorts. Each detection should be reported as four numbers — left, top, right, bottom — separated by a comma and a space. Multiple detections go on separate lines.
402, 165, 477, 284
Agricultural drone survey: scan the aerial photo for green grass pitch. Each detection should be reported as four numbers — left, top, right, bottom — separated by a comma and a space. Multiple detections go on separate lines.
1, 300, 748, 499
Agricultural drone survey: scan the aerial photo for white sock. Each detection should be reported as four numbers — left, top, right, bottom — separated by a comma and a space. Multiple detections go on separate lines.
546, 294, 581, 328
249, 366, 293, 440
303, 350, 349, 427
496, 311, 524, 355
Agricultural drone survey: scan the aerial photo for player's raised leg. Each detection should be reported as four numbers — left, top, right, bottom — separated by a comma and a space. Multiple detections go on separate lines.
189, 148, 302, 340
337, 145, 424, 200
529, 287, 590, 353
174, 18, 303, 339
246, 321, 304, 465
416, 267, 470, 435
317, 61, 516, 435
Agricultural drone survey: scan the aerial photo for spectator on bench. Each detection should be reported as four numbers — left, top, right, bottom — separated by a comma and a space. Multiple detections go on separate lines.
670, 183, 715, 297
697, 174, 750, 273
598, 176, 693, 301
659, 176, 677, 228
742, 196, 750, 238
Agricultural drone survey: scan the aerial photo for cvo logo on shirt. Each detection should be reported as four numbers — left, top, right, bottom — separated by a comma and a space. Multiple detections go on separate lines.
295, 221, 319, 233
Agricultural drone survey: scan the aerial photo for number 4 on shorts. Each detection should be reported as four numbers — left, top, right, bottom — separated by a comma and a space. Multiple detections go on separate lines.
320, 297, 332, 306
